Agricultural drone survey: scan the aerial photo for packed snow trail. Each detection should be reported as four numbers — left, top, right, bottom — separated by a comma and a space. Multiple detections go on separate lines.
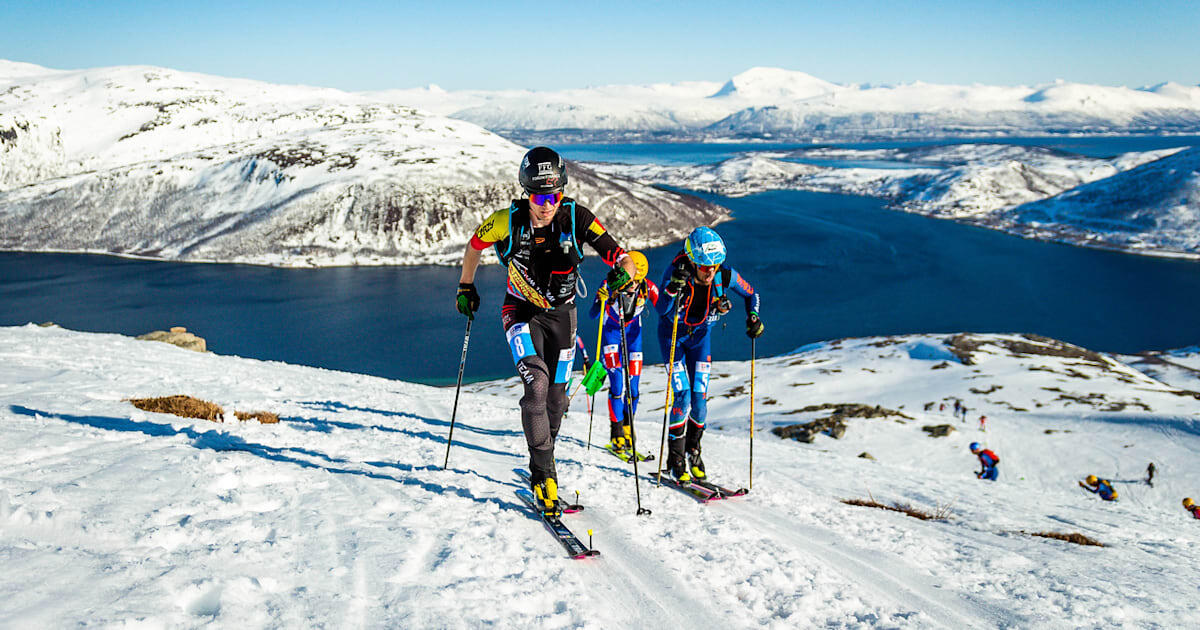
2, 325, 1200, 628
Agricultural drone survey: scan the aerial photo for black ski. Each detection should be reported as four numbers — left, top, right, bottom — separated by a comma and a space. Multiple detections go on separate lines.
650, 472, 723, 502
689, 477, 749, 497
515, 489, 600, 559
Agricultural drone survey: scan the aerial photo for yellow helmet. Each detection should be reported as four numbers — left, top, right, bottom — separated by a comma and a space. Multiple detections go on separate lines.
1085, 475, 1098, 485
628, 251, 649, 282
1185, 497, 1195, 509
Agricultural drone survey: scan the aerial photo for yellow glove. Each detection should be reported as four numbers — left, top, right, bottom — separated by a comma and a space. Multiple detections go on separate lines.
595, 283, 609, 302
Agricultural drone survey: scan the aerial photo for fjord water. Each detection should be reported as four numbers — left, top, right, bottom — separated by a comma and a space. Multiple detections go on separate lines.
3, 138, 1199, 384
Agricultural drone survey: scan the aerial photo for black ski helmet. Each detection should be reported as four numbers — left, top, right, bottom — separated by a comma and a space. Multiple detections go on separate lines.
519, 146, 568, 194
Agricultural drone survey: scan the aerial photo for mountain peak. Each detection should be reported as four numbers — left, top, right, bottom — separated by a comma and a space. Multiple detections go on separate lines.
710, 67, 841, 101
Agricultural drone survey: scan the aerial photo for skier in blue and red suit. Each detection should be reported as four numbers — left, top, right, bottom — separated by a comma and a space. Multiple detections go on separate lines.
970, 442, 999, 481
589, 251, 658, 453
656, 226, 763, 481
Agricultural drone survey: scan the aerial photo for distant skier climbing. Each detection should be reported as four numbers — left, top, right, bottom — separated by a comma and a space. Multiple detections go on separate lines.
1079, 475, 1118, 501
1146, 462, 1156, 487
969, 442, 999, 480
1184, 497, 1200, 520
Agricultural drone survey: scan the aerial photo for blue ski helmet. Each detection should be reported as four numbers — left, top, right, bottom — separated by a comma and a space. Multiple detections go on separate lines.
969, 442, 981, 452
684, 226, 726, 266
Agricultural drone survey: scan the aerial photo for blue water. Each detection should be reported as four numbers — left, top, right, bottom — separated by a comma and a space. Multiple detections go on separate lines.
3, 139, 1199, 385
563, 136, 1200, 164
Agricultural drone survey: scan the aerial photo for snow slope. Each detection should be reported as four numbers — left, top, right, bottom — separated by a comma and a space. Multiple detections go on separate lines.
372, 68, 1200, 142
3, 325, 1198, 628
0, 62, 725, 266
587, 144, 1200, 259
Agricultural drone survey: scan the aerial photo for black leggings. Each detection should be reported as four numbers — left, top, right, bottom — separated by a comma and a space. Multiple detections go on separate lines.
502, 296, 577, 481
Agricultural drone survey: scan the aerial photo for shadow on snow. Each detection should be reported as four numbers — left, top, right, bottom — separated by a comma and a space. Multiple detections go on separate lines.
9, 404, 522, 512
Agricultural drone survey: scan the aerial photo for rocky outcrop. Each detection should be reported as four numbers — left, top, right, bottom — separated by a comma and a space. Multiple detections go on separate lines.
136, 326, 207, 352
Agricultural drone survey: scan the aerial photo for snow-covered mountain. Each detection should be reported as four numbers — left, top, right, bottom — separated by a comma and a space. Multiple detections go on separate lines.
0, 62, 725, 266
375, 68, 1200, 142
586, 144, 1200, 259
3, 323, 1198, 627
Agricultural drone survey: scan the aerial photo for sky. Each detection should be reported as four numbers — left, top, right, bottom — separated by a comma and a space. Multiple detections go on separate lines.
2, 0, 1198, 92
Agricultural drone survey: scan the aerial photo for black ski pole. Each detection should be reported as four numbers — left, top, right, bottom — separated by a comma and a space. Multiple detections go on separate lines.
443, 316, 472, 470
616, 300, 651, 516
586, 390, 595, 451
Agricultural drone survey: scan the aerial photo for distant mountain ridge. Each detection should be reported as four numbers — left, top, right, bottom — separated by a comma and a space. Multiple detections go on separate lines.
373, 67, 1200, 142
0, 61, 725, 266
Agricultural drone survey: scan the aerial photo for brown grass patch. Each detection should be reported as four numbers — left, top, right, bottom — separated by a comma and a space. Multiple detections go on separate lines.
129, 395, 224, 421
1024, 531, 1104, 547
235, 410, 280, 424
128, 395, 280, 424
840, 497, 953, 521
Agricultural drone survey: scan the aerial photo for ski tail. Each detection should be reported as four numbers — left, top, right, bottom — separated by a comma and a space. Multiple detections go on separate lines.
516, 490, 600, 559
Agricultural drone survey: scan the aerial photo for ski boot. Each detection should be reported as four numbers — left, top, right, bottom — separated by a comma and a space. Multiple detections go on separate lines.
609, 422, 628, 453
532, 476, 561, 517
687, 446, 706, 480
667, 440, 690, 482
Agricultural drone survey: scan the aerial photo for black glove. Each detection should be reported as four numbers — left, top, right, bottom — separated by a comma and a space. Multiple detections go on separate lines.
456, 283, 480, 319
665, 264, 689, 295
746, 312, 764, 338
606, 266, 632, 292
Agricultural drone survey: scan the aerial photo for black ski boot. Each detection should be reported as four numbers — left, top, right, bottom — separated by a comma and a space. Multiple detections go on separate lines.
609, 421, 627, 452
667, 439, 689, 482
687, 446, 706, 480
685, 427, 706, 479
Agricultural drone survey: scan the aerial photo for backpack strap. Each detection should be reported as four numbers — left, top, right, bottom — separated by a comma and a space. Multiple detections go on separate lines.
558, 200, 583, 264
494, 201, 524, 265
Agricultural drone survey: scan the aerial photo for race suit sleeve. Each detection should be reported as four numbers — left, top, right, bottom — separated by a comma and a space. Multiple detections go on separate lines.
469, 208, 510, 251
574, 203, 625, 267
726, 268, 762, 315
646, 280, 661, 306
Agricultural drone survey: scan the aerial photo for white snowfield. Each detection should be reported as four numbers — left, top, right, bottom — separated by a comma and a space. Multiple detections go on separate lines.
2, 324, 1198, 628
587, 144, 1200, 259
374, 66, 1200, 140
0, 61, 725, 266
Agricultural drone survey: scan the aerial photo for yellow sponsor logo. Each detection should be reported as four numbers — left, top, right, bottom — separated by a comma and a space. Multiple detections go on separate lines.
587, 219, 606, 236
508, 264, 552, 309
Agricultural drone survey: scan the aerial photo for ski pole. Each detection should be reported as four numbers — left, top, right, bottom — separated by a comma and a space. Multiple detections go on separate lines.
617, 301, 651, 516
587, 292, 607, 451
443, 316, 472, 470
656, 302, 682, 485
585, 389, 594, 450
749, 336, 756, 490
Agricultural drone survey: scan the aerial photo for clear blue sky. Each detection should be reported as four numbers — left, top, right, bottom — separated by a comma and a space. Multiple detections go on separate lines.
2, 0, 1197, 91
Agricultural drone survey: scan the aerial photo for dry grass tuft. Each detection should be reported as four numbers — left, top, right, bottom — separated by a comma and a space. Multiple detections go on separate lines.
128, 396, 281, 424
129, 395, 224, 421
1025, 531, 1104, 547
235, 410, 280, 424
841, 497, 952, 521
